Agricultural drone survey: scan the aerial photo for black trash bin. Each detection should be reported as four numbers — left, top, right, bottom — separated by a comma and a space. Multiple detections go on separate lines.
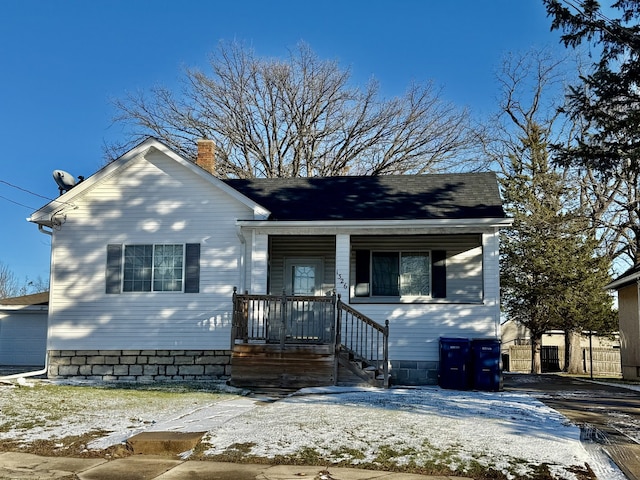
471, 338, 502, 391
438, 337, 471, 390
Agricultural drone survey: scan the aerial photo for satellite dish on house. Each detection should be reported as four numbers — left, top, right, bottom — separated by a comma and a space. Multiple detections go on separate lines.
52, 170, 77, 195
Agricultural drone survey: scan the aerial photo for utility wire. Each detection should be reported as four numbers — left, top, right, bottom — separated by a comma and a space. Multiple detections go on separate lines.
0, 179, 53, 201
0, 194, 37, 210
0, 179, 75, 208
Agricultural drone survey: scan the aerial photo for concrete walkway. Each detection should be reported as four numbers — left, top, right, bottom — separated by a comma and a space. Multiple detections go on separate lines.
0, 452, 470, 480
87, 397, 258, 451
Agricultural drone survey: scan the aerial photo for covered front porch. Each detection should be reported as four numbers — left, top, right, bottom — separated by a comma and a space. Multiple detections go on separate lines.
230, 289, 390, 389
233, 228, 496, 387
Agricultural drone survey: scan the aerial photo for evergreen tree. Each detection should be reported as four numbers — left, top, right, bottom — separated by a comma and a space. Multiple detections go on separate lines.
544, 0, 640, 263
501, 124, 615, 373
543, 0, 640, 173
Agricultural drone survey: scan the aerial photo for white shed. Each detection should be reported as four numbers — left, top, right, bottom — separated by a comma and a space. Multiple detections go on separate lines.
0, 292, 48, 366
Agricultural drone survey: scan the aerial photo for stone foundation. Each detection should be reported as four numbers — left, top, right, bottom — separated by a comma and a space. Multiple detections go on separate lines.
47, 349, 232, 382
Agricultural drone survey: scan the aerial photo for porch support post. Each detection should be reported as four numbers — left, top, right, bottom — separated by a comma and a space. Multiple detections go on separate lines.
383, 319, 390, 388
333, 292, 340, 386
250, 231, 269, 294
483, 231, 501, 338
335, 234, 350, 299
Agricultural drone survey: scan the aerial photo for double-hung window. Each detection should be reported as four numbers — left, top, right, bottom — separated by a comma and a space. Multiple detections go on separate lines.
107, 243, 200, 294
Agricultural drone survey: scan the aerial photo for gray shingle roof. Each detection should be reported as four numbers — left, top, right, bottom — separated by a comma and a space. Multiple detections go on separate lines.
224, 172, 505, 221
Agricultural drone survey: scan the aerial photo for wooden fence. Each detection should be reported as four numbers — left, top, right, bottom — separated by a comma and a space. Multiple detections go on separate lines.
506, 346, 621, 376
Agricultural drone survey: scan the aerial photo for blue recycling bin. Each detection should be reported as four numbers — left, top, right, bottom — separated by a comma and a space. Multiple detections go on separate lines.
439, 337, 471, 390
471, 338, 502, 391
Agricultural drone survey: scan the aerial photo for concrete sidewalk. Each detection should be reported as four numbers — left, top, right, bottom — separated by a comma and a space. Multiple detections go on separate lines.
0, 452, 470, 480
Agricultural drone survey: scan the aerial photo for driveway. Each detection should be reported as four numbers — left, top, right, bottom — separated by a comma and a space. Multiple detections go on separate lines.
504, 374, 640, 480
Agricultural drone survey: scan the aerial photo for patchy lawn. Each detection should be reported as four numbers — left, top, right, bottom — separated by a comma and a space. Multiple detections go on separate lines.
0, 380, 624, 480
0, 381, 237, 457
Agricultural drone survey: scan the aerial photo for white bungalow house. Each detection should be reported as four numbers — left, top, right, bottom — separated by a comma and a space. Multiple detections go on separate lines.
28, 137, 511, 387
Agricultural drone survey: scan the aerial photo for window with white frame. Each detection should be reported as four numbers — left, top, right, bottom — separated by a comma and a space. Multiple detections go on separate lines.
123, 244, 183, 292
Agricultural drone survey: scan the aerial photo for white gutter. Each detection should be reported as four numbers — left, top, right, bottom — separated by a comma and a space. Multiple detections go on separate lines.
38, 224, 53, 236
605, 271, 640, 290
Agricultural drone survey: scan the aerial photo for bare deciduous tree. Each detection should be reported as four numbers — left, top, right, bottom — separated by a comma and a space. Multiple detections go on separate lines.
0, 261, 20, 300
0, 261, 48, 300
109, 42, 481, 177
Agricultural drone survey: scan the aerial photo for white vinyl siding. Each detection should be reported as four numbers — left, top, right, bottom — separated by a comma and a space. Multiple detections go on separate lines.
446, 246, 483, 302
47, 149, 252, 351
44, 144, 503, 368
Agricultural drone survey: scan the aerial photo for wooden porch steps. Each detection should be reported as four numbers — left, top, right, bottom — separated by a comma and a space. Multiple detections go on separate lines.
230, 344, 335, 389
231, 292, 390, 391
229, 344, 388, 390
336, 350, 387, 388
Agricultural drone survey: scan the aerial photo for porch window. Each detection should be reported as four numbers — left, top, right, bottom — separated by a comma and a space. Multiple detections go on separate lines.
292, 265, 316, 295
372, 251, 430, 297
106, 243, 200, 294
355, 248, 447, 300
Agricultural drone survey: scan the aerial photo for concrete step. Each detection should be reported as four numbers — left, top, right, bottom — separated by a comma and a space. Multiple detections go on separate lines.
127, 431, 206, 456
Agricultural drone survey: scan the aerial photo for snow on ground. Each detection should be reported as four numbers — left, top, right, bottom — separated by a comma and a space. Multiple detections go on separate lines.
197, 386, 624, 480
0, 381, 626, 480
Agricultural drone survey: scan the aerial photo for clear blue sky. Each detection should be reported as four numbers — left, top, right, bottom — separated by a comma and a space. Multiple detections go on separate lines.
0, 0, 564, 285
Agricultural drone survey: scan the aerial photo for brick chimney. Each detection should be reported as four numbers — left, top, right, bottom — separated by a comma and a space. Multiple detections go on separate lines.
196, 138, 216, 174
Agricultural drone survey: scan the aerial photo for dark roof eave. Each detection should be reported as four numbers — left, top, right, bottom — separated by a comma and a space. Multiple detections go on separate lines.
606, 266, 640, 290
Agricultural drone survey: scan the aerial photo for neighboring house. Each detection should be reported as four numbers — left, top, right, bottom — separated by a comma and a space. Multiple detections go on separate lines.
501, 320, 619, 351
501, 319, 620, 374
28, 137, 510, 387
607, 265, 640, 381
0, 292, 48, 366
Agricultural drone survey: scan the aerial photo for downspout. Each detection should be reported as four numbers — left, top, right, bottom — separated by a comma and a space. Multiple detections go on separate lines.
38, 224, 53, 236
1, 223, 54, 381
0, 362, 48, 381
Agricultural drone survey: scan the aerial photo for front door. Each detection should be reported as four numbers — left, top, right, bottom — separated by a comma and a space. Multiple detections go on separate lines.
285, 258, 324, 296
283, 258, 326, 342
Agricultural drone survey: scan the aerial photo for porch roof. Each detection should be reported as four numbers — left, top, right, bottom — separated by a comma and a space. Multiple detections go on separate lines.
224, 172, 505, 221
